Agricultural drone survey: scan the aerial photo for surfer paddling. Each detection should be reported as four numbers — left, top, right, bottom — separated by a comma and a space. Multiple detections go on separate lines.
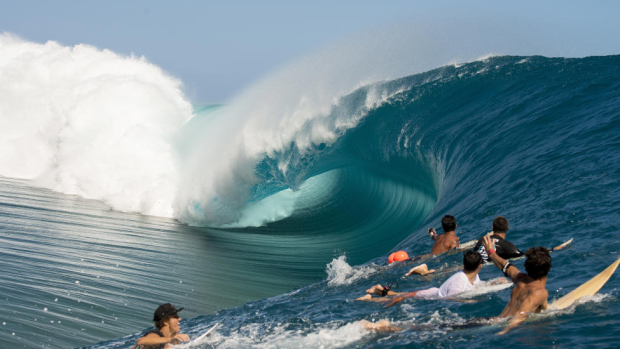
362, 236, 552, 334
480, 235, 551, 334
358, 251, 508, 304
473, 216, 524, 264
473, 216, 570, 264
429, 215, 460, 255
403, 215, 460, 276
133, 303, 189, 348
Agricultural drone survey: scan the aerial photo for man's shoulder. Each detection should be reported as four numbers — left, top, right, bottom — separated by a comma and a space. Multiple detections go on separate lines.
445, 270, 466, 283
528, 285, 549, 305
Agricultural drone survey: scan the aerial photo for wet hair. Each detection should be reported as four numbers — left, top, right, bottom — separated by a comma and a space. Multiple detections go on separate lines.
441, 215, 457, 232
155, 318, 166, 330
463, 250, 482, 272
524, 247, 552, 279
154, 315, 176, 330
492, 216, 510, 233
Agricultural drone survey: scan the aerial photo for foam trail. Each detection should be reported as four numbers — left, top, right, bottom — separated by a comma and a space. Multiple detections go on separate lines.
0, 33, 193, 217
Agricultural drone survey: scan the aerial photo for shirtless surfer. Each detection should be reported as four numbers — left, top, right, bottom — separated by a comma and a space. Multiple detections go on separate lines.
430, 215, 460, 255
480, 234, 551, 334
404, 215, 460, 276
362, 235, 552, 334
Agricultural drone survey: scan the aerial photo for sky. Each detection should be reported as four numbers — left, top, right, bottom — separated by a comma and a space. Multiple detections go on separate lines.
2, 0, 620, 104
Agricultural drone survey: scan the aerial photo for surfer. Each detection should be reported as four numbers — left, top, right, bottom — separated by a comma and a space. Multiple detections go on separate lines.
479, 234, 551, 334
402, 215, 461, 276
362, 236, 551, 334
358, 251, 508, 304
473, 216, 570, 264
133, 303, 190, 349
429, 215, 460, 255
473, 216, 523, 263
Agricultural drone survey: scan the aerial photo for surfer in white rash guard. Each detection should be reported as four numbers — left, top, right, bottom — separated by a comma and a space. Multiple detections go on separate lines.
357, 251, 508, 304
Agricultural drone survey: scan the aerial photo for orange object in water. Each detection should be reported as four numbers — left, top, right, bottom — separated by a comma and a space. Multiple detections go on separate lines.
388, 251, 409, 263
393, 251, 409, 262
388, 252, 396, 264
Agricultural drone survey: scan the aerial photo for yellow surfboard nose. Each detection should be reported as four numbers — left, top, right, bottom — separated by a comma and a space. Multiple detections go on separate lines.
550, 255, 620, 310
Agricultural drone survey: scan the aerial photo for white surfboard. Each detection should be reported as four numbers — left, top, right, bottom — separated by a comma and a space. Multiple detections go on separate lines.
192, 323, 219, 342
460, 236, 573, 252
459, 232, 493, 250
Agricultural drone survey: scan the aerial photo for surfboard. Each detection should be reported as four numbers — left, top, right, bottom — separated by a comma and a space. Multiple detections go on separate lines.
550, 255, 620, 310
459, 236, 573, 252
552, 238, 573, 251
459, 239, 478, 250
192, 323, 219, 343
459, 231, 493, 250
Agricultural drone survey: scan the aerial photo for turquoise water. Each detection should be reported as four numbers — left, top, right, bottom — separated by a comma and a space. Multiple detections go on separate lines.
1, 55, 620, 348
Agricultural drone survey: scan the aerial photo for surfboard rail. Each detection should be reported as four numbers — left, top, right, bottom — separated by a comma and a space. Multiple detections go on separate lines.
550, 256, 620, 310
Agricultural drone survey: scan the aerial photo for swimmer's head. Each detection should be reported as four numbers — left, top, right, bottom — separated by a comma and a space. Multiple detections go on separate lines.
524, 247, 552, 279
441, 215, 457, 232
492, 216, 510, 234
463, 250, 483, 272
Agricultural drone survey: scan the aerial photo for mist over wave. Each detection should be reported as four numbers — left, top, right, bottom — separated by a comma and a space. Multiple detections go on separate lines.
3, 28, 620, 347
2, 23, 618, 229
1, 31, 441, 227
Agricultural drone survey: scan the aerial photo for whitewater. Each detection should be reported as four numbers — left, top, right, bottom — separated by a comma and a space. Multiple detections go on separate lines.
2, 32, 620, 348
0, 33, 418, 227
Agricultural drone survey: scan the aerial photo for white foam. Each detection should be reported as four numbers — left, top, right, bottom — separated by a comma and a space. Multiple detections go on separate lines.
326, 255, 378, 286
3, 18, 593, 226
194, 321, 369, 349
0, 33, 193, 217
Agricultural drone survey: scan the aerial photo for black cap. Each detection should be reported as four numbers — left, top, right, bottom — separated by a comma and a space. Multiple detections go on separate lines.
153, 303, 184, 322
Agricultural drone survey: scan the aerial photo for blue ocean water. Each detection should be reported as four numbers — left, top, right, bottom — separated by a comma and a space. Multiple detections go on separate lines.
1, 55, 620, 348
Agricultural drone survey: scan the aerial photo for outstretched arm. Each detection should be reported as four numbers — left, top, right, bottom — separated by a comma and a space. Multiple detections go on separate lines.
384, 291, 421, 307
136, 333, 189, 347
356, 284, 403, 301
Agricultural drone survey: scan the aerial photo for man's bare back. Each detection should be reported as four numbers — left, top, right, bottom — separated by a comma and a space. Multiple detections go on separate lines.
430, 231, 459, 255
498, 276, 548, 317
482, 235, 550, 334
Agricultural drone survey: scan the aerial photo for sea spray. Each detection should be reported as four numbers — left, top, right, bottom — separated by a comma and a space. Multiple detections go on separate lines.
0, 33, 192, 217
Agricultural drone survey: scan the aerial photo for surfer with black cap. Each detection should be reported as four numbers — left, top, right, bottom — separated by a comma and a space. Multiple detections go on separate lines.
133, 303, 189, 348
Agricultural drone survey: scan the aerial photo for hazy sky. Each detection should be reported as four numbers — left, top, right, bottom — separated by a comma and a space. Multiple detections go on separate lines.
2, 0, 619, 103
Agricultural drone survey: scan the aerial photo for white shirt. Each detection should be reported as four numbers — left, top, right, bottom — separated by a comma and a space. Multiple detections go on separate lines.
437, 270, 481, 298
